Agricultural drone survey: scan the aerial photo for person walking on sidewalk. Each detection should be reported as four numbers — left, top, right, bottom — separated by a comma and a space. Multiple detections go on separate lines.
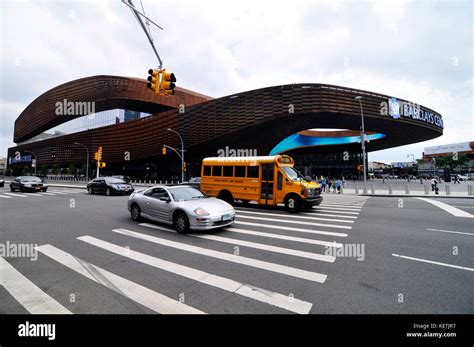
453, 175, 460, 184
431, 177, 439, 193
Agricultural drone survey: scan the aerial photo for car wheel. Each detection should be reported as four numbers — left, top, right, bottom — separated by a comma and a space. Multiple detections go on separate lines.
173, 211, 190, 234
106, 188, 112, 196
42, 188, 48, 192
87, 187, 93, 195
285, 195, 300, 213
218, 190, 234, 205
10, 186, 15, 192
130, 204, 142, 222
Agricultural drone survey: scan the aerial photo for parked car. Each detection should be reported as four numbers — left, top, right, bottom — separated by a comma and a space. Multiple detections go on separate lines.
10, 176, 48, 192
0, 177, 4, 187
128, 185, 235, 233
87, 177, 134, 196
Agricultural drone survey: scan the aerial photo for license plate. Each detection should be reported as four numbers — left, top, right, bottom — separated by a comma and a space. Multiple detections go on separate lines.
36, 187, 41, 190
124, 188, 129, 192
222, 214, 231, 221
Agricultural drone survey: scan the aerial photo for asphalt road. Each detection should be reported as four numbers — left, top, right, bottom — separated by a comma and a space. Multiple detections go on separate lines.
0, 186, 473, 314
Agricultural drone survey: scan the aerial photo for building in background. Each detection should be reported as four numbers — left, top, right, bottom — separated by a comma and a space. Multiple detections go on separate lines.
420, 141, 474, 179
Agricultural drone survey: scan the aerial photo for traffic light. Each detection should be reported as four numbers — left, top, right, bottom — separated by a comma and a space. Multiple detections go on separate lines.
97, 146, 103, 161
183, 162, 186, 173
162, 146, 167, 155
94, 152, 98, 160
160, 69, 176, 95
98, 162, 106, 169
147, 69, 160, 93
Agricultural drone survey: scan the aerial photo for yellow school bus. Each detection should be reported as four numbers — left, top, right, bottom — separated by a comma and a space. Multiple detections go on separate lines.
200, 155, 323, 212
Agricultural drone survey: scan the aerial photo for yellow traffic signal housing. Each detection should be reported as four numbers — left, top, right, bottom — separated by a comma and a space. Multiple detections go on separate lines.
147, 69, 160, 93
162, 146, 167, 155
183, 162, 186, 173
160, 69, 176, 95
94, 152, 98, 160
97, 146, 103, 161
98, 161, 106, 169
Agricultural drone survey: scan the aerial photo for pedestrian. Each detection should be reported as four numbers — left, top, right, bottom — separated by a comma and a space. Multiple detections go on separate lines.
320, 177, 326, 192
430, 177, 438, 192
336, 178, 342, 194
454, 175, 460, 184
332, 178, 337, 193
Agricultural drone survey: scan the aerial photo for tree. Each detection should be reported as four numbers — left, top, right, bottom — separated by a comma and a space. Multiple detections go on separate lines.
39, 165, 49, 176
434, 154, 469, 171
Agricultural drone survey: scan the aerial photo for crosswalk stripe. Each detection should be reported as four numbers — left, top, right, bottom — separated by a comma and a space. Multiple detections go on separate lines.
77, 236, 313, 314
36, 244, 204, 314
48, 191, 69, 195
311, 207, 359, 215
0, 257, 72, 314
38, 192, 56, 196
235, 209, 354, 224
235, 221, 348, 237
112, 228, 328, 283
319, 204, 362, 210
139, 223, 335, 263
22, 193, 43, 197
4, 192, 28, 197
0, 195, 12, 198
300, 211, 357, 219
415, 198, 474, 218
237, 214, 351, 229
227, 228, 344, 248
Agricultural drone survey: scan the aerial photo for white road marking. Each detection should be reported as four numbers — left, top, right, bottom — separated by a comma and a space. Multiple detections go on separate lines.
77, 236, 313, 314
392, 253, 474, 272
426, 228, 474, 236
311, 207, 360, 215
22, 193, 43, 197
319, 204, 362, 210
0, 257, 72, 314
38, 192, 56, 196
0, 195, 12, 199
139, 223, 335, 262
227, 228, 344, 248
235, 221, 348, 237
113, 228, 328, 283
415, 198, 474, 218
235, 209, 354, 223
237, 214, 352, 230
48, 191, 69, 195
36, 244, 204, 314
300, 211, 357, 219
3, 192, 28, 197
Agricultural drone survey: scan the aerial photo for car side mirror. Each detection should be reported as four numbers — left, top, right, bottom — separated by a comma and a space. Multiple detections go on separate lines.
159, 196, 170, 202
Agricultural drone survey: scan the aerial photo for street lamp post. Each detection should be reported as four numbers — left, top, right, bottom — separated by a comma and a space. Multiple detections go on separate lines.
167, 128, 184, 183
355, 96, 367, 193
24, 150, 37, 175
74, 142, 89, 181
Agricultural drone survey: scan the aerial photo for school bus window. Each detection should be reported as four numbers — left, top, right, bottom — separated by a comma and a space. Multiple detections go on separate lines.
235, 166, 246, 177
247, 166, 259, 178
277, 171, 283, 190
212, 166, 222, 176
223, 166, 233, 177
203, 166, 211, 176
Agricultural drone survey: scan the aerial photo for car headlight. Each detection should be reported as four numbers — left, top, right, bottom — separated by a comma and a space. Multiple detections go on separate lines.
112, 184, 119, 189
194, 207, 210, 216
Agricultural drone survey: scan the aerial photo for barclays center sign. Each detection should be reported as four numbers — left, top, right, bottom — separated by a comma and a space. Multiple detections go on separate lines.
380, 98, 444, 129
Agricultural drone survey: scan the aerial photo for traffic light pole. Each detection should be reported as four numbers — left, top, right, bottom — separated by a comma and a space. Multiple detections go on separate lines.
167, 128, 184, 183
25, 150, 37, 175
163, 144, 185, 183
355, 96, 367, 194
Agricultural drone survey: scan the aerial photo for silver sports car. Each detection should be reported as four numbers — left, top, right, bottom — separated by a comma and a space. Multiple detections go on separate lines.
127, 185, 235, 233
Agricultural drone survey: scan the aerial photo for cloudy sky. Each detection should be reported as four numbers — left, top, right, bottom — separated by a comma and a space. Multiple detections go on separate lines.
1, 0, 472, 163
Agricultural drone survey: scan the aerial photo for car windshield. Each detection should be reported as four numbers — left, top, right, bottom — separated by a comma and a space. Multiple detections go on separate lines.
168, 187, 206, 201
105, 177, 126, 184
21, 176, 41, 182
281, 167, 300, 181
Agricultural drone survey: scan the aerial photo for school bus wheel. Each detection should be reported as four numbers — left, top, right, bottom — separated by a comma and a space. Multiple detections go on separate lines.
285, 194, 301, 213
217, 190, 234, 205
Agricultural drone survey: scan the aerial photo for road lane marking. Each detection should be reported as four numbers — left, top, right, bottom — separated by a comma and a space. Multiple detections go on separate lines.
236, 215, 352, 229
139, 223, 336, 262
426, 228, 474, 236
319, 204, 362, 210
0, 195, 12, 198
36, 244, 204, 314
38, 192, 56, 196
4, 192, 28, 197
227, 228, 344, 248
415, 198, 474, 218
112, 228, 328, 283
235, 221, 348, 237
300, 211, 357, 219
311, 207, 360, 215
48, 191, 69, 195
77, 236, 312, 314
0, 257, 72, 314
392, 253, 474, 272
235, 209, 354, 223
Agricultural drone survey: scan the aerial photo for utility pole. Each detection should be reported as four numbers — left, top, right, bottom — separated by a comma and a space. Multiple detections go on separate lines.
355, 96, 367, 194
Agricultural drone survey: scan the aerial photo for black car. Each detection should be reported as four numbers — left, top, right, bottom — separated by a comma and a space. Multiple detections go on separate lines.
87, 177, 134, 196
10, 176, 48, 192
